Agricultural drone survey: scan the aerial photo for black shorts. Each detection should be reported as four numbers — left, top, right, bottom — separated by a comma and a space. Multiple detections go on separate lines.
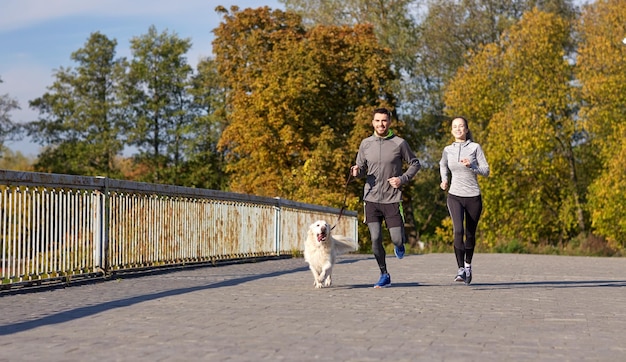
364, 202, 404, 228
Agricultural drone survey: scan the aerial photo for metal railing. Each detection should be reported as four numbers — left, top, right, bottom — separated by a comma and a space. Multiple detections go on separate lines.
0, 170, 358, 289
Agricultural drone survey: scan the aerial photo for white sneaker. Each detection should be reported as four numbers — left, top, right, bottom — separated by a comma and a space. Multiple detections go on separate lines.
464, 266, 472, 285
454, 267, 465, 282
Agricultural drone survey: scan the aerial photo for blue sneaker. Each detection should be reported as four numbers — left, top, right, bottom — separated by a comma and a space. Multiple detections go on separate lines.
374, 273, 391, 288
394, 244, 405, 259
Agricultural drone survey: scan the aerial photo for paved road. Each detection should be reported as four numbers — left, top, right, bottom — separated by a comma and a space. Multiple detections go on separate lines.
1, 253, 625, 361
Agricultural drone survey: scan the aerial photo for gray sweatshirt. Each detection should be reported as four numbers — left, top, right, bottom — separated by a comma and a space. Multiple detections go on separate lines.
440, 140, 490, 197
355, 131, 421, 204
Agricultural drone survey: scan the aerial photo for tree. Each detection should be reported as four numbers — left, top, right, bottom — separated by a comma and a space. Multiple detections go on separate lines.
26, 32, 126, 177
122, 26, 197, 185
279, 1, 431, 244
213, 6, 396, 205
0, 76, 21, 158
445, 8, 584, 246
0, 148, 33, 171
279, 0, 578, 246
182, 57, 229, 190
576, 0, 626, 248
281, 0, 420, 73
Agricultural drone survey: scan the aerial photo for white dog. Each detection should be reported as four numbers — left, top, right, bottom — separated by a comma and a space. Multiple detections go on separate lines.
304, 220, 357, 288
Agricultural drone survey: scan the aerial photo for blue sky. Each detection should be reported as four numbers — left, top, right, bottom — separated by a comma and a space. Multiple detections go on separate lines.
0, 0, 283, 156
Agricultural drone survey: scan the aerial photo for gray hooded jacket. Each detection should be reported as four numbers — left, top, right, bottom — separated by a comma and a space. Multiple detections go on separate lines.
440, 140, 490, 197
354, 130, 421, 204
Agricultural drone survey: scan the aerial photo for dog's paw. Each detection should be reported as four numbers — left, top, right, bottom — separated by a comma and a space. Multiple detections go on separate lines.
314, 281, 323, 288
323, 276, 332, 287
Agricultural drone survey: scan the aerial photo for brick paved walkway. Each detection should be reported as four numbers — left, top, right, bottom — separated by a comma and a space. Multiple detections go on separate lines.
1, 253, 625, 361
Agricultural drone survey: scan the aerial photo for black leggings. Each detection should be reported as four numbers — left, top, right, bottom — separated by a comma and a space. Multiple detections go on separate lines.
447, 194, 482, 267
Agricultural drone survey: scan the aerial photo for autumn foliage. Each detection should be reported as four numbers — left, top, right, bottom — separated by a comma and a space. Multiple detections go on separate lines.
3, 1, 626, 253
213, 6, 396, 207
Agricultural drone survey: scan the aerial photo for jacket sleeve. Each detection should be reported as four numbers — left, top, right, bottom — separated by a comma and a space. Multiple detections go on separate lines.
470, 144, 490, 177
354, 140, 367, 178
399, 142, 421, 185
440, 147, 449, 183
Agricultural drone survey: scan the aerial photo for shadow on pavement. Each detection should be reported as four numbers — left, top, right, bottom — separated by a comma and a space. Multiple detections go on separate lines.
471, 280, 626, 290
0, 266, 310, 336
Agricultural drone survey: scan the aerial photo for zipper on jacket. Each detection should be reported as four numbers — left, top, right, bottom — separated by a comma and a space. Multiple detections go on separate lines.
378, 138, 383, 202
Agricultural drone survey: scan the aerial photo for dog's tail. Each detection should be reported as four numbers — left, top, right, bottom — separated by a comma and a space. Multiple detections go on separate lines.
332, 235, 358, 255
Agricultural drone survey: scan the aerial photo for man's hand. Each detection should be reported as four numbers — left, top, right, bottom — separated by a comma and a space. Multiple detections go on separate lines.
388, 177, 401, 188
351, 166, 359, 177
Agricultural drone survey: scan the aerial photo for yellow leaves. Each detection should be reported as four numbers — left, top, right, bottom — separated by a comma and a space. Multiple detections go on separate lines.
445, 7, 582, 244
577, 0, 626, 81
433, 216, 453, 246
444, 43, 507, 135
577, 0, 626, 152
285, 126, 349, 207
588, 143, 626, 247
214, 8, 395, 202
576, 0, 626, 247
502, 9, 571, 102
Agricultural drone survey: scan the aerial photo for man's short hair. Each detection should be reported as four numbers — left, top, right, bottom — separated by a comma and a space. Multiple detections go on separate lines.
373, 107, 391, 120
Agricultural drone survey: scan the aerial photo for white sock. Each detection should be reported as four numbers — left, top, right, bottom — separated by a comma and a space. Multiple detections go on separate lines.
464, 262, 471, 269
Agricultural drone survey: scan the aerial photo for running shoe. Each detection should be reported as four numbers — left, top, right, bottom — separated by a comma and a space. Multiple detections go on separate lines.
454, 267, 465, 282
374, 273, 391, 288
464, 266, 472, 285
394, 244, 405, 259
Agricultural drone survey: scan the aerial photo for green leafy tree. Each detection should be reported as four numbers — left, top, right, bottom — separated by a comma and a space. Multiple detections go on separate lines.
281, 0, 419, 74
0, 76, 21, 158
445, 8, 584, 246
122, 26, 197, 185
0, 148, 33, 171
26, 32, 126, 177
183, 57, 228, 190
577, 0, 626, 248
